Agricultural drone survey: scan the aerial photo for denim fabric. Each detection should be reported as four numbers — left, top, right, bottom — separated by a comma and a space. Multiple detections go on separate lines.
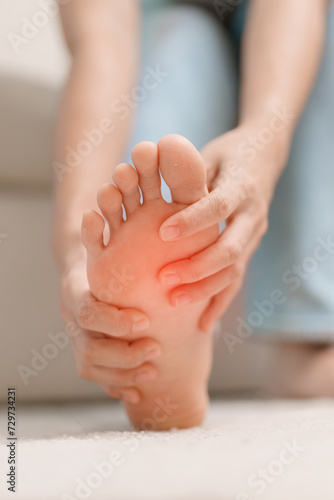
126, 1, 334, 339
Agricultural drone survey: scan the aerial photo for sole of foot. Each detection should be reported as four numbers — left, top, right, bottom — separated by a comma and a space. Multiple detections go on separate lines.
82, 134, 219, 430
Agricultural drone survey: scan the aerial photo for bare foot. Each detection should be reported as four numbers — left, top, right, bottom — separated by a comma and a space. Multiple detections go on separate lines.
81, 134, 219, 430
268, 342, 334, 398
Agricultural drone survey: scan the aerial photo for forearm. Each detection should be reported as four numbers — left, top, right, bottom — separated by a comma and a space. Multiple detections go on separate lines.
52, 1, 140, 274
239, 0, 328, 173
162, 0, 329, 329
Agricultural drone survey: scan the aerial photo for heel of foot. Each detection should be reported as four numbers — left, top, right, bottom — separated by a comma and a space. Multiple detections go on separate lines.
123, 391, 208, 431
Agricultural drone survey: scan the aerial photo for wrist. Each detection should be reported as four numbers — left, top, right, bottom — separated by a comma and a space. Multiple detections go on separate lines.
61, 249, 87, 280
204, 124, 291, 206
52, 230, 87, 279
237, 108, 295, 169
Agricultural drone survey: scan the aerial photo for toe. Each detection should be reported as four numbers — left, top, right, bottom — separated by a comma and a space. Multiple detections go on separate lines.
97, 183, 123, 233
81, 210, 105, 257
113, 163, 140, 217
131, 141, 161, 202
158, 134, 208, 205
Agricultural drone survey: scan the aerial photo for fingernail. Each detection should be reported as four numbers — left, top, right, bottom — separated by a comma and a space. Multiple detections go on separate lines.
174, 293, 191, 307
122, 392, 139, 404
145, 348, 161, 361
133, 319, 150, 332
161, 225, 180, 241
135, 371, 154, 383
161, 273, 181, 286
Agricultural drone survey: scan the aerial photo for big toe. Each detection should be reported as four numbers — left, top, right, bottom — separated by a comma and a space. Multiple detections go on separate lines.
158, 134, 208, 205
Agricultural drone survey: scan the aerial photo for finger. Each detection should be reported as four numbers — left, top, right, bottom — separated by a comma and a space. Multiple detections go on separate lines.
198, 225, 266, 333
75, 299, 150, 336
82, 337, 161, 369
79, 362, 158, 387
159, 211, 257, 285
159, 186, 243, 241
169, 263, 243, 307
63, 267, 150, 336
199, 280, 242, 333
101, 385, 141, 404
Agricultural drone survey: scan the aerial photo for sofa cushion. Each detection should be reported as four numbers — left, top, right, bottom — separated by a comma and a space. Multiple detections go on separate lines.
0, 0, 69, 185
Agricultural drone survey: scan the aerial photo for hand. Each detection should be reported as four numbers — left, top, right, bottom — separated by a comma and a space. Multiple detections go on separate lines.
60, 261, 161, 404
158, 126, 283, 332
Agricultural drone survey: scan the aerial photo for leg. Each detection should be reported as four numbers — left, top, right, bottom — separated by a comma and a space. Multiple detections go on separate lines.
125, 2, 238, 199
246, 4, 334, 339
244, 5, 334, 395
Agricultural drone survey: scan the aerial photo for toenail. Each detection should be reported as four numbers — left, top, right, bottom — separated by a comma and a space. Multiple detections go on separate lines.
174, 293, 191, 307
160, 225, 180, 241
161, 273, 181, 286
132, 319, 150, 332
135, 371, 154, 383
145, 348, 161, 361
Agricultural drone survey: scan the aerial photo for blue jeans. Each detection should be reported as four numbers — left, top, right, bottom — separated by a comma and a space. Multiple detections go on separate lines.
125, 1, 334, 340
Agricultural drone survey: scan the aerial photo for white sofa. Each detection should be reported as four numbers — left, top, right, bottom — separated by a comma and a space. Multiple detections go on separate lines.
3, 5, 334, 500
0, 0, 274, 403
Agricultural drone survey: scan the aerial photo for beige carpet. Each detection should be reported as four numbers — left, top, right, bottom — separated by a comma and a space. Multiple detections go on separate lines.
1, 398, 334, 500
